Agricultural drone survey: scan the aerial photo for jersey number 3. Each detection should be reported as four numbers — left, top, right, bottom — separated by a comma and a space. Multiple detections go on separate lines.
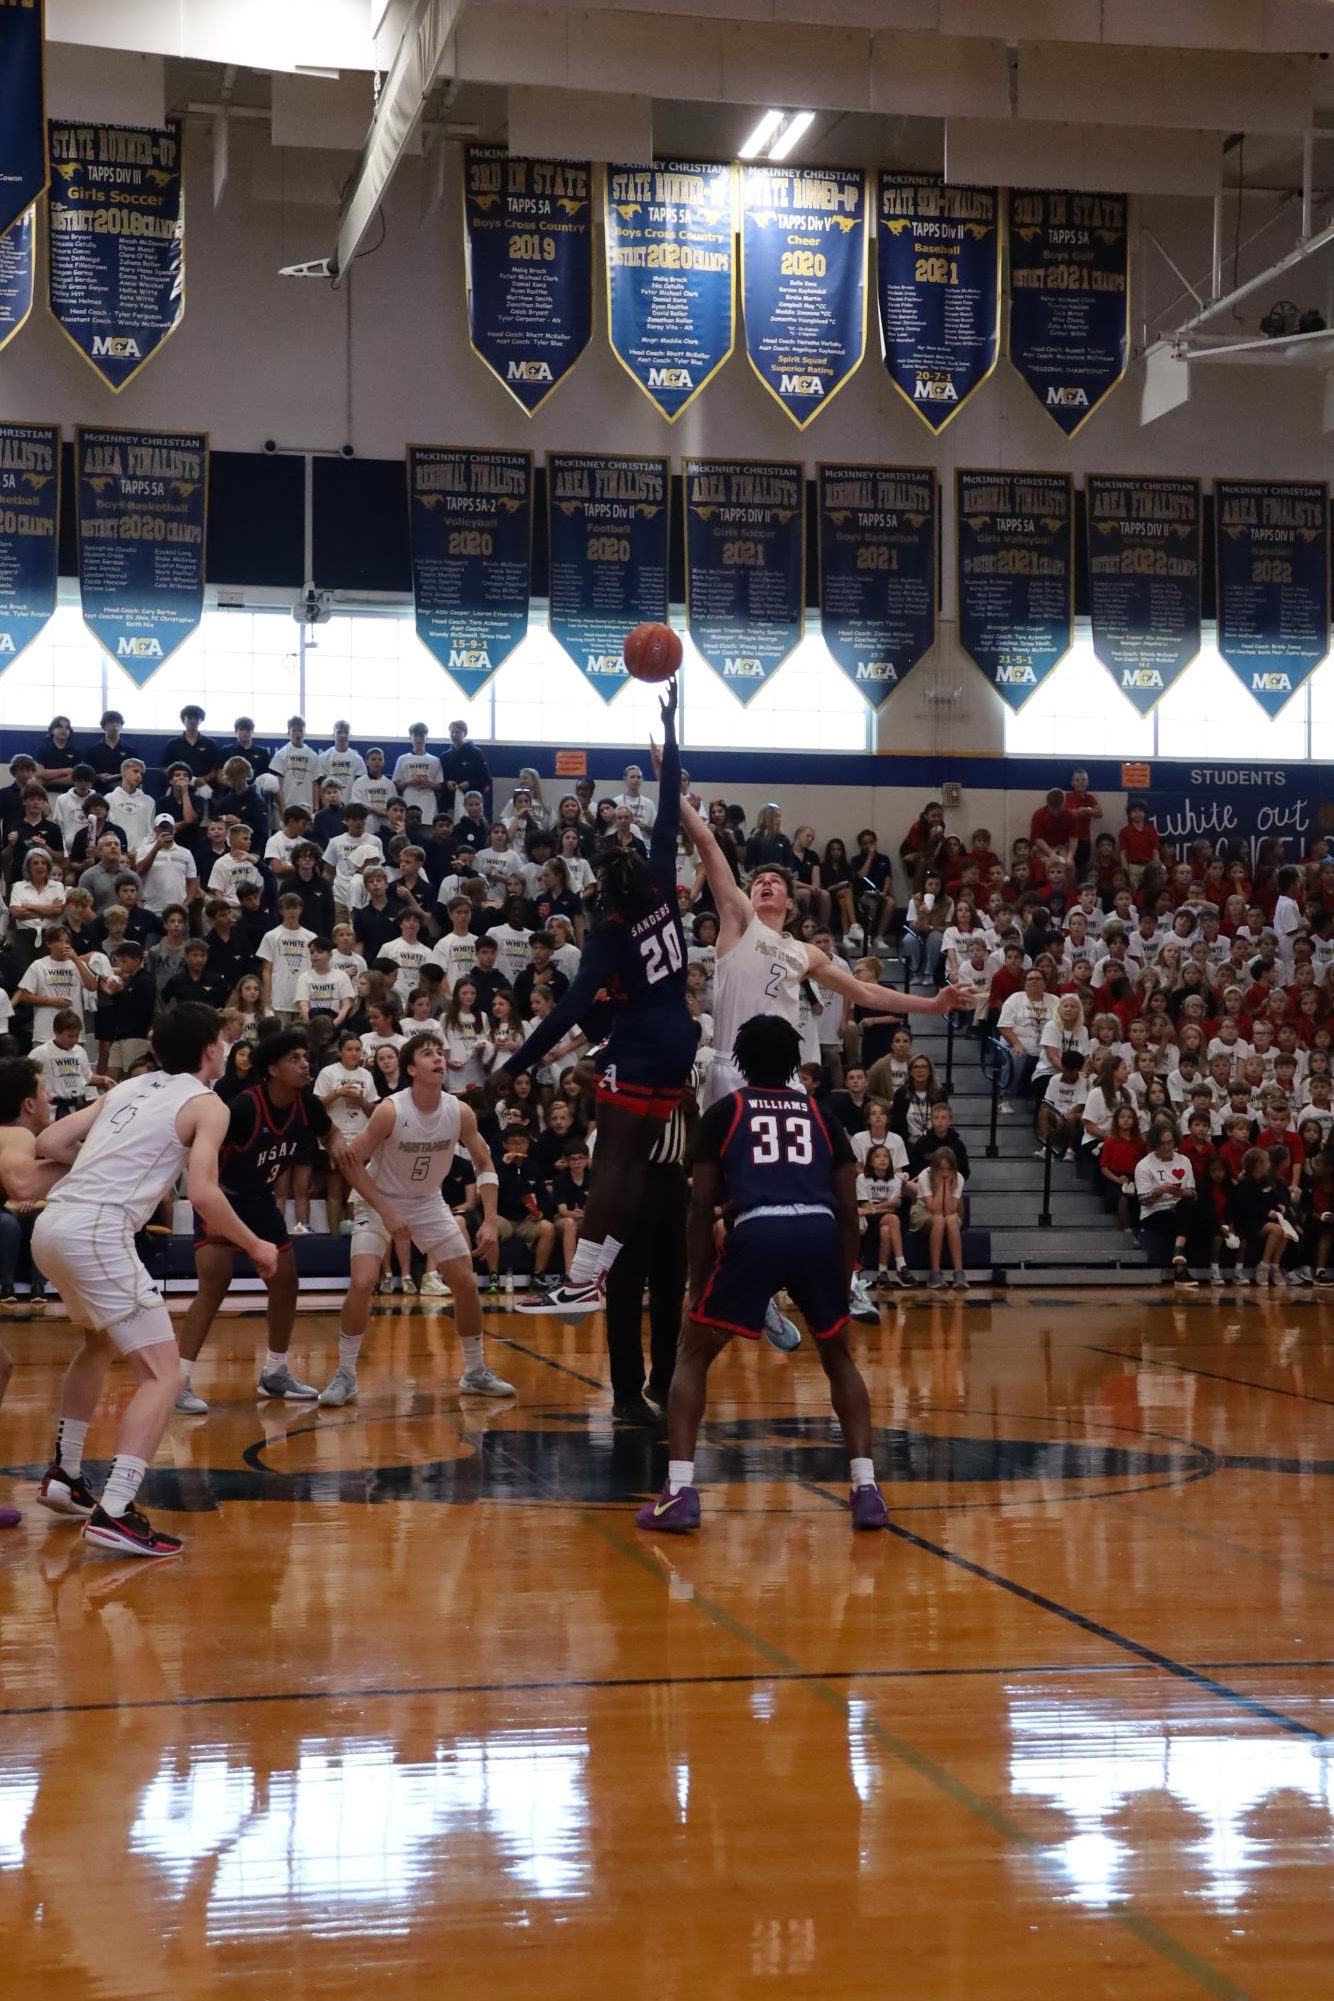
749, 1112, 813, 1165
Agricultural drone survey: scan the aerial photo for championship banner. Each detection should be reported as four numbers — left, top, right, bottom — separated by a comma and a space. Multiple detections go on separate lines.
77, 427, 206, 683
1008, 190, 1129, 435
463, 146, 592, 416
818, 464, 936, 709
605, 161, 735, 421
1215, 479, 1329, 718
876, 174, 1000, 433
740, 165, 867, 428
548, 453, 670, 702
0, 421, 59, 671
1087, 476, 1201, 716
407, 445, 532, 699
0, 206, 35, 354
0, 0, 47, 241
48, 122, 185, 392
956, 470, 1073, 712
684, 458, 804, 705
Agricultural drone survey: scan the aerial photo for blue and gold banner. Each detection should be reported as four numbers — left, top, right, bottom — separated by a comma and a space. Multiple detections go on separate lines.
463, 147, 592, 416
0, 206, 35, 354
605, 160, 734, 421
740, 165, 867, 428
956, 470, 1073, 712
407, 445, 532, 699
1215, 479, 1329, 718
548, 453, 670, 702
48, 122, 184, 392
684, 458, 804, 705
1087, 475, 1201, 716
876, 174, 1000, 433
77, 427, 206, 683
818, 464, 936, 709
0, 0, 46, 241
0, 421, 59, 671
1008, 190, 1129, 435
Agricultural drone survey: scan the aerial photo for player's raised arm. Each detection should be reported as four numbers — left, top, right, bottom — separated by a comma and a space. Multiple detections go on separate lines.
671, 785, 750, 941
647, 679, 682, 894
807, 947, 970, 1018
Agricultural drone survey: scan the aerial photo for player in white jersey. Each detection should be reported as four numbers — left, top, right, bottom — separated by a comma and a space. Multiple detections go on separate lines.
30, 1003, 280, 1559
317, 1034, 516, 1407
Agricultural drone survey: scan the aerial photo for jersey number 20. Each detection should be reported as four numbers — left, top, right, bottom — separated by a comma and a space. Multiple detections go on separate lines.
749, 1113, 812, 1165
641, 923, 683, 985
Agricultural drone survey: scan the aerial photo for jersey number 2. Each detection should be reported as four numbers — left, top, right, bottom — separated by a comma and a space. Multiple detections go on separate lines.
749, 1113, 813, 1165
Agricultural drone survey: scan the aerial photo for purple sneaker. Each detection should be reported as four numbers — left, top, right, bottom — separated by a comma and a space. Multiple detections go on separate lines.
849, 1483, 889, 1531
635, 1483, 700, 1533
0, 1506, 21, 1530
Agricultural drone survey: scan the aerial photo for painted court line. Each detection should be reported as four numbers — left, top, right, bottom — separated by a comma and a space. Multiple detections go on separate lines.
1089, 1343, 1334, 1409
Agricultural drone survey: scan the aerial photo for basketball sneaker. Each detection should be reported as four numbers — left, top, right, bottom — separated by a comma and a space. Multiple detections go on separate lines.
257, 1363, 319, 1399
458, 1363, 517, 1396
318, 1366, 359, 1407
174, 1385, 208, 1416
83, 1504, 183, 1559
850, 1483, 890, 1530
516, 1281, 602, 1313
635, 1482, 700, 1533
762, 1299, 801, 1350
36, 1463, 98, 1518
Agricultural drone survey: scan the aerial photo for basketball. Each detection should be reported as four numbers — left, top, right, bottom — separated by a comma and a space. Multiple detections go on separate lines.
623, 620, 682, 683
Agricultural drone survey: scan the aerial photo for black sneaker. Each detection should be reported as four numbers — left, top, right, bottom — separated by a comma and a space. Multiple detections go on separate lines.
891, 1268, 917, 1288
612, 1395, 663, 1427
1172, 1257, 1199, 1289
1316, 1269, 1333, 1287
36, 1462, 98, 1519
82, 1503, 183, 1559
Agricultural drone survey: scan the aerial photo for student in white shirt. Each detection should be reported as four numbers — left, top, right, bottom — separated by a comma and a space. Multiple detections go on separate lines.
442, 978, 490, 1094
296, 937, 355, 1031
269, 717, 320, 813
330, 924, 367, 985
32, 1010, 112, 1111
856, 1144, 912, 1287
14, 927, 100, 1036
392, 725, 444, 820
104, 760, 156, 853
257, 895, 317, 1023
1272, 866, 1304, 969
545, 913, 582, 984
433, 897, 482, 992
1038, 1051, 1089, 1161
323, 804, 383, 916
315, 1030, 379, 1234
350, 749, 396, 833
614, 764, 657, 830
205, 825, 264, 907
380, 908, 433, 1006
52, 767, 100, 848
318, 721, 367, 796
485, 900, 534, 985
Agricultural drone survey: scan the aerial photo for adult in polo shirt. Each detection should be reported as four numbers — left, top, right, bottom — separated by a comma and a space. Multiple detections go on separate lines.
392, 725, 444, 821
1133, 1122, 1206, 1286
270, 716, 319, 815
998, 970, 1058, 1099
134, 814, 202, 915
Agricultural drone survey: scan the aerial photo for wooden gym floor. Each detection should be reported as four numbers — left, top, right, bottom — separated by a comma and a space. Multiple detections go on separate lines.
0, 1288, 1330, 2000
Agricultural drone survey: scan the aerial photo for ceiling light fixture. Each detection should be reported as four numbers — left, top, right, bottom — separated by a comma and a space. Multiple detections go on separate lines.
766, 109, 815, 162
738, 109, 785, 159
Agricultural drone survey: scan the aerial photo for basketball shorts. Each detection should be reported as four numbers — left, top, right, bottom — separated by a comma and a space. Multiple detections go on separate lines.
350, 1195, 470, 1265
33, 1205, 174, 1354
594, 1014, 698, 1118
692, 1211, 848, 1341
194, 1189, 290, 1255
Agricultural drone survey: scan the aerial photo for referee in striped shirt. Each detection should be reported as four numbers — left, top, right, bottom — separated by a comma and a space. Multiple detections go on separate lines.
604, 1060, 700, 1425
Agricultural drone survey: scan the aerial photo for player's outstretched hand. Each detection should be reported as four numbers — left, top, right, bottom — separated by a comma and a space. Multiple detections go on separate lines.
250, 1240, 280, 1281
659, 675, 678, 728
933, 982, 973, 1013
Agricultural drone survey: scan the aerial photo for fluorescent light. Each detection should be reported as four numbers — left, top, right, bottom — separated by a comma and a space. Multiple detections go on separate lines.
738, 109, 784, 160
767, 110, 815, 161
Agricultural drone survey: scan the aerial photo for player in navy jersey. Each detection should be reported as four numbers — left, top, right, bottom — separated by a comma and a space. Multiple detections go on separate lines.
637, 1013, 890, 1533
500, 680, 698, 1312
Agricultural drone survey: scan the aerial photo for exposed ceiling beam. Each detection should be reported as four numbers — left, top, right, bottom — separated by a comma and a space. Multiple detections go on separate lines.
333, 0, 465, 279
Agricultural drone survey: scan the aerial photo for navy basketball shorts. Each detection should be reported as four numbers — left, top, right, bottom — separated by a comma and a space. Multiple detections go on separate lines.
595, 1015, 698, 1119
194, 1189, 290, 1256
692, 1211, 849, 1341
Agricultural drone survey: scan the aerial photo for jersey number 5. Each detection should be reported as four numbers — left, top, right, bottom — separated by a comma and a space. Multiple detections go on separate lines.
749, 1113, 813, 1165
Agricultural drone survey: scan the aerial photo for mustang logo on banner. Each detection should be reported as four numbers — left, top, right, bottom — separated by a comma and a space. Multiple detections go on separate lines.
818, 465, 936, 709
957, 470, 1073, 712
604, 160, 735, 421
1086, 475, 1202, 715
0, 205, 35, 354
0, 0, 47, 242
48, 122, 185, 392
876, 174, 1000, 433
463, 147, 592, 415
684, 459, 804, 705
77, 428, 207, 682
0, 421, 59, 670
407, 446, 532, 699
1008, 190, 1129, 435
740, 166, 867, 427
1215, 479, 1329, 718
548, 454, 671, 702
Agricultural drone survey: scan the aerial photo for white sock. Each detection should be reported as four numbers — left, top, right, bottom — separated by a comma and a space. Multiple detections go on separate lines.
178, 1358, 193, 1388
338, 1334, 363, 1371
459, 1334, 484, 1373
56, 1417, 87, 1479
597, 1234, 624, 1275
667, 1459, 694, 1494
567, 1239, 603, 1287
850, 1456, 875, 1489
264, 1350, 286, 1376
100, 1454, 147, 1520
895, 1255, 907, 1270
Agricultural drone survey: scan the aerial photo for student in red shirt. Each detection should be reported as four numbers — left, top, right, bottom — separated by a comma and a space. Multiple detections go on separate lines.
1064, 768, 1102, 873
986, 943, 1027, 1027
967, 827, 1001, 878
1218, 1115, 1251, 1181
1030, 789, 1078, 865
1118, 804, 1160, 883
1180, 1109, 1217, 1182
1098, 1103, 1146, 1231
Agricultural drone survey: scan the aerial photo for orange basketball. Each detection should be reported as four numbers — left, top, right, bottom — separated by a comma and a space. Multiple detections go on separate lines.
623, 621, 682, 683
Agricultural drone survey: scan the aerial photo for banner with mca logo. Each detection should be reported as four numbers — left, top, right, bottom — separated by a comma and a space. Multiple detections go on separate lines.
0, 421, 59, 671
407, 446, 532, 699
956, 470, 1073, 713
48, 122, 184, 392
740, 166, 867, 428
683, 458, 804, 706
1007, 190, 1129, 436
0, 206, 35, 354
463, 146, 592, 416
548, 453, 670, 703
1215, 479, 1329, 718
1086, 476, 1201, 716
0, 0, 47, 242
817, 464, 936, 709
605, 160, 734, 421
876, 174, 1000, 434
76, 427, 206, 683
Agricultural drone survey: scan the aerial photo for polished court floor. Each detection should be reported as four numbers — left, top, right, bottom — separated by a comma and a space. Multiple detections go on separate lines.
0, 1288, 1330, 2000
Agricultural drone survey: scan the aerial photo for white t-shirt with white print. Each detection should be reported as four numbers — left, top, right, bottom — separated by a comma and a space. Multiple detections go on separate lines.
258, 923, 317, 1011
